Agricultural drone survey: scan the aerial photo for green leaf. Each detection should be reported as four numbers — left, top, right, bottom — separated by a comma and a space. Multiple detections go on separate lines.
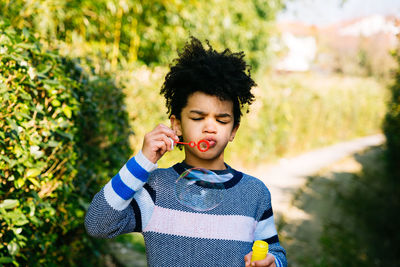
75, 209, 84, 219
37, 64, 52, 75
6, 118, 18, 131
0, 199, 19, 209
0, 257, 14, 264
29, 146, 44, 159
47, 140, 59, 147
13, 228, 23, 235
62, 105, 72, 119
7, 242, 19, 256
7, 210, 29, 226
34, 103, 44, 113
78, 198, 90, 210
15, 178, 24, 188
28, 201, 36, 217
15, 111, 31, 120
10, 54, 24, 63
55, 129, 73, 140
0, 82, 8, 92
0, 155, 10, 164
22, 28, 30, 40
18, 91, 31, 101
43, 79, 61, 86
51, 99, 61, 107
28, 177, 40, 187
26, 168, 42, 177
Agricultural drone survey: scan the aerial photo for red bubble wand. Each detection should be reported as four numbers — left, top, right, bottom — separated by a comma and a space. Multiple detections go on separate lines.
174, 139, 210, 152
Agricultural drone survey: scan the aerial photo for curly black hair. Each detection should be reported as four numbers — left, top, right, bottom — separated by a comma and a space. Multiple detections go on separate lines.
160, 37, 256, 127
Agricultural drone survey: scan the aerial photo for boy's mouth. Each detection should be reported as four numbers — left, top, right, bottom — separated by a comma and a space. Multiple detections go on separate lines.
204, 138, 217, 148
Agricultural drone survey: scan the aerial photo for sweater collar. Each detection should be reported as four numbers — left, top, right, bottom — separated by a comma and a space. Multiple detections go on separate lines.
172, 161, 243, 189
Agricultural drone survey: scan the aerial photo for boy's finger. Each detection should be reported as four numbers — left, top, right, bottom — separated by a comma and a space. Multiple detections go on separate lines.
162, 125, 179, 141
160, 135, 173, 151
244, 251, 252, 267
155, 124, 178, 139
252, 254, 275, 266
151, 134, 175, 151
153, 140, 167, 154
152, 129, 179, 143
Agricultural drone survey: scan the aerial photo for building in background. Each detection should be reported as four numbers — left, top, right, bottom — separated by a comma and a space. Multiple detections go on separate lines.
274, 14, 399, 76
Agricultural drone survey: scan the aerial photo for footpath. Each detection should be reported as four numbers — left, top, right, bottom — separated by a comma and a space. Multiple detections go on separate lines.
242, 134, 385, 220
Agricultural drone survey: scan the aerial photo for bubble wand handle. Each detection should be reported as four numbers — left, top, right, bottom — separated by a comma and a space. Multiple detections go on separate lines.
171, 139, 210, 152
175, 140, 196, 147
251, 240, 269, 262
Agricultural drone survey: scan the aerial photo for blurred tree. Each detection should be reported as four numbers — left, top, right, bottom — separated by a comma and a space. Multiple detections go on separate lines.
0, 0, 285, 72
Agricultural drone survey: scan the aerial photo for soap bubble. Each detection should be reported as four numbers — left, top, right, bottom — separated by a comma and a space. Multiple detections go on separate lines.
175, 167, 225, 211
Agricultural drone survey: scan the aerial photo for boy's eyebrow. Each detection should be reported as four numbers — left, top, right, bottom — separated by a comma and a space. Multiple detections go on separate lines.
189, 110, 206, 115
216, 113, 232, 118
189, 110, 232, 118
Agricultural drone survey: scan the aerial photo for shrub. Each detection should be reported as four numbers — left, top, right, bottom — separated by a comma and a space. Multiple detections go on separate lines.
0, 21, 132, 265
383, 48, 400, 172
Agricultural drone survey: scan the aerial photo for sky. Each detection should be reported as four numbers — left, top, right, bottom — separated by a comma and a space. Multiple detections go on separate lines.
277, 0, 400, 25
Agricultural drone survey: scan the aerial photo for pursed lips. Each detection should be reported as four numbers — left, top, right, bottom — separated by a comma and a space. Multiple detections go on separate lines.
204, 137, 217, 147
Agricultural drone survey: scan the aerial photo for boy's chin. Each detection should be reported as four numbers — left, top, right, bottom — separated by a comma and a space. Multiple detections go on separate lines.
197, 151, 223, 161
185, 145, 226, 160
186, 148, 215, 159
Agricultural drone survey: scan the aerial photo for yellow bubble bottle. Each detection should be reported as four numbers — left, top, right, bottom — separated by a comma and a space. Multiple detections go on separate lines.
251, 240, 269, 262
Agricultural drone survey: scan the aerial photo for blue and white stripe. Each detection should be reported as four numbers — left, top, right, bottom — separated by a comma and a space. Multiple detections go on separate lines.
104, 150, 157, 210
275, 257, 283, 267
254, 215, 278, 240
133, 187, 156, 229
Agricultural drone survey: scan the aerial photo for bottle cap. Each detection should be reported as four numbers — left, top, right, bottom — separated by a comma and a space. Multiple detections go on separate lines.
252, 240, 268, 253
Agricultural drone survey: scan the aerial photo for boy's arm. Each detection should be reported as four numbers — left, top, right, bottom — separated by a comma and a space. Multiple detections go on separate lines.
249, 187, 287, 267
84, 150, 157, 238
85, 124, 179, 238
252, 208, 287, 267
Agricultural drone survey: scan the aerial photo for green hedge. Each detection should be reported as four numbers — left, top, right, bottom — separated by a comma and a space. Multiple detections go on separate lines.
0, 22, 132, 265
383, 49, 400, 172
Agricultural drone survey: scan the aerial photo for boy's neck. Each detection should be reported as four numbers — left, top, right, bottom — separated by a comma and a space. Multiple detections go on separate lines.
183, 156, 227, 170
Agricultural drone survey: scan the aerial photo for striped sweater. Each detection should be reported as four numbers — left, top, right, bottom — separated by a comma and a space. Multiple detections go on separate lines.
85, 151, 287, 266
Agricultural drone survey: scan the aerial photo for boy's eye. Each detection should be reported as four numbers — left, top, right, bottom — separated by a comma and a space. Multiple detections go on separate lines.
191, 117, 230, 124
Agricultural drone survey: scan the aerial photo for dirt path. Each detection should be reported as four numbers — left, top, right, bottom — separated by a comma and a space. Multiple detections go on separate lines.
241, 134, 385, 220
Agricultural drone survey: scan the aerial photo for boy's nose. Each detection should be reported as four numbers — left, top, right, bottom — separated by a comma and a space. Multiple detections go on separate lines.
203, 118, 217, 133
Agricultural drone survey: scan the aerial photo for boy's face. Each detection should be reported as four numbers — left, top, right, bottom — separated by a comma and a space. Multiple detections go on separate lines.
170, 91, 238, 169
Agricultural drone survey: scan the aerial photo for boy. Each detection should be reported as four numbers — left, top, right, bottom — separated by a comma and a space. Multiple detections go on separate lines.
85, 37, 287, 267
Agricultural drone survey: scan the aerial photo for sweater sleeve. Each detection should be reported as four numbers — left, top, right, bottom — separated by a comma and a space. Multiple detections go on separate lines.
253, 186, 287, 267
84, 150, 157, 238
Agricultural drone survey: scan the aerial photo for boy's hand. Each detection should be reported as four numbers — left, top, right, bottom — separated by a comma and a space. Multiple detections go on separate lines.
244, 252, 276, 267
141, 124, 179, 164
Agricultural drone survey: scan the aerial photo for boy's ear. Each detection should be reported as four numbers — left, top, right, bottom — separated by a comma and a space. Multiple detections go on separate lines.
170, 115, 182, 136
229, 124, 239, 142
